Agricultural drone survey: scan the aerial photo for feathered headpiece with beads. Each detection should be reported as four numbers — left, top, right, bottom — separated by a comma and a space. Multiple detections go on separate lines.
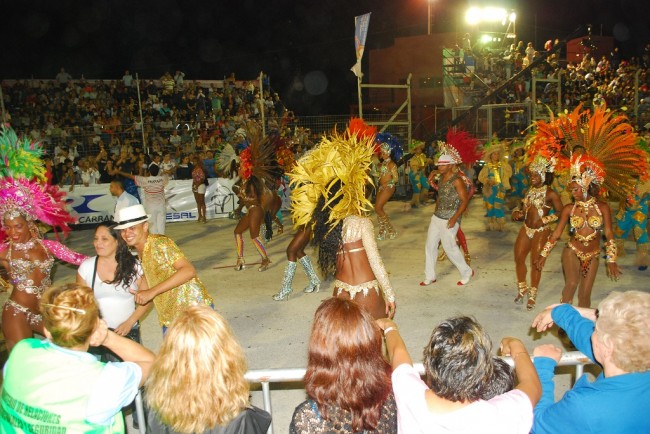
528, 104, 648, 198
375, 132, 404, 162
289, 120, 375, 231
0, 126, 76, 237
444, 129, 481, 164
528, 155, 557, 182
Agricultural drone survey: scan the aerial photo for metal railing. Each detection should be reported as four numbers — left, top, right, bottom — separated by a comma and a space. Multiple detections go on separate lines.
244, 351, 595, 434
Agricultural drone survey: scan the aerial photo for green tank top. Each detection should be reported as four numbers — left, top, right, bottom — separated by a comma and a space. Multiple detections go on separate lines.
1, 338, 124, 433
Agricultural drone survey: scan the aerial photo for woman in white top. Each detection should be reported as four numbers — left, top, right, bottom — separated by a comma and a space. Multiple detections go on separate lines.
77, 222, 151, 346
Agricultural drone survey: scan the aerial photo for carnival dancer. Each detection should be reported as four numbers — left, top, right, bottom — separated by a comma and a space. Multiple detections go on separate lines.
431, 130, 480, 265
290, 120, 396, 319
421, 133, 475, 287
272, 138, 321, 302
0, 127, 86, 351
511, 155, 562, 310
535, 105, 648, 307
614, 178, 650, 270
232, 124, 277, 272
115, 204, 213, 333
478, 137, 512, 231
374, 132, 403, 240
508, 141, 529, 209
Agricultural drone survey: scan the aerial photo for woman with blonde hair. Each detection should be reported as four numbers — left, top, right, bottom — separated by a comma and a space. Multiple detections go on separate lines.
145, 305, 271, 433
1, 283, 154, 432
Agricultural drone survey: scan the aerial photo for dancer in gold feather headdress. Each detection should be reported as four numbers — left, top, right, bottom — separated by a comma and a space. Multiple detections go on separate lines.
534, 104, 649, 307
288, 119, 396, 318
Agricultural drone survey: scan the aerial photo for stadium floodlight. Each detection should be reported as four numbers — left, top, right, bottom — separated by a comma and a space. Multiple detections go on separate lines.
464, 6, 508, 25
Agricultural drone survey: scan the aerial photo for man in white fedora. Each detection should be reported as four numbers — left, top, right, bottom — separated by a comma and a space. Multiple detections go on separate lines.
114, 204, 213, 333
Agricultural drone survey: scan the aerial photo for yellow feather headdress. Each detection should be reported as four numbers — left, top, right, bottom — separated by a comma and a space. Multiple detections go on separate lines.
289, 124, 375, 231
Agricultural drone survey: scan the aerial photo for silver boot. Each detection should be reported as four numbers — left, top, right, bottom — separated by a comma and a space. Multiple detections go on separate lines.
272, 261, 296, 301
299, 255, 321, 293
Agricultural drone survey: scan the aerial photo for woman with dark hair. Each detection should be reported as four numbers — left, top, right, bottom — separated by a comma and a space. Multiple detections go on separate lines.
374, 133, 403, 240
77, 222, 151, 351
511, 156, 562, 310
290, 123, 396, 319
191, 154, 208, 223
535, 154, 620, 307
290, 298, 397, 433
378, 315, 540, 433
233, 173, 270, 271
531, 105, 647, 307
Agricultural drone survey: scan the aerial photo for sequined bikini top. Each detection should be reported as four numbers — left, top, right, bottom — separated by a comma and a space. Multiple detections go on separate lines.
569, 197, 603, 246
7, 238, 55, 296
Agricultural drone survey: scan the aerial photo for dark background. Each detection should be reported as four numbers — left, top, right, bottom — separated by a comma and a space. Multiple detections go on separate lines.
1, 0, 648, 115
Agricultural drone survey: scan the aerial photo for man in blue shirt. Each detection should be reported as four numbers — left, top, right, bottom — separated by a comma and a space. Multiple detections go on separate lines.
530, 291, 650, 433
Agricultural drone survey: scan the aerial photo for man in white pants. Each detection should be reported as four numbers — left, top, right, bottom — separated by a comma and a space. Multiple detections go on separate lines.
421, 149, 473, 287
113, 163, 168, 235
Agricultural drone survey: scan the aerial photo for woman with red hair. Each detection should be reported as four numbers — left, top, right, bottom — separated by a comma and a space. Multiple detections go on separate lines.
290, 297, 397, 433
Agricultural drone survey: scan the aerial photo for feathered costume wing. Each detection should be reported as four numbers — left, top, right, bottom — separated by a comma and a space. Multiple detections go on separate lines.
526, 104, 648, 199
289, 121, 376, 231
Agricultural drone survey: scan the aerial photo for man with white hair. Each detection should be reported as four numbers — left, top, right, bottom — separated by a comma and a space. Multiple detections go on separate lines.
531, 291, 650, 433
420, 143, 473, 287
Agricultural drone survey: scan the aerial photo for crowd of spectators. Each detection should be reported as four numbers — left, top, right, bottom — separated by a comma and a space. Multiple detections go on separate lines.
1, 70, 316, 188
458, 37, 650, 127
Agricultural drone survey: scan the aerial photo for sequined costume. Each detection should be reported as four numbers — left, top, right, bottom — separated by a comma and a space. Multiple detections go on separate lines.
378, 160, 398, 191
615, 184, 650, 269
520, 186, 555, 239
290, 394, 398, 434
567, 198, 603, 277
334, 216, 395, 304
1, 239, 86, 327
424, 173, 473, 285
141, 234, 213, 327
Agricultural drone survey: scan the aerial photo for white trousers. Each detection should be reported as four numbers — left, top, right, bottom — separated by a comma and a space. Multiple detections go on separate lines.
424, 214, 472, 282
146, 204, 166, 235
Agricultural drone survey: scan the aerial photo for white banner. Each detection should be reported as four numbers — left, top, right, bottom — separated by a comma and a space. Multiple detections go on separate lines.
66, 178, 241, 225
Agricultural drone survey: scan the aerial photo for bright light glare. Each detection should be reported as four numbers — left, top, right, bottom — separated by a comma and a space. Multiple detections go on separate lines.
465, 6, 507, 25
509, 12, 517, 23
480, 34, 493, 44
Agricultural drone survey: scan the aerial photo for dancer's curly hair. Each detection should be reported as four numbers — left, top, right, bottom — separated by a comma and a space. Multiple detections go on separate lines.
96, 222, 139, 289
311, 180, 344, 279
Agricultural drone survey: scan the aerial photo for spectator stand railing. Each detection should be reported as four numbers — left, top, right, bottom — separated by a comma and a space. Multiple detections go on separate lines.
245, 351, 595, 434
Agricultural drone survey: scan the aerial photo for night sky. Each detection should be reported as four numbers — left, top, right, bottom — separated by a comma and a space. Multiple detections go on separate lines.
1, 0, 648, 114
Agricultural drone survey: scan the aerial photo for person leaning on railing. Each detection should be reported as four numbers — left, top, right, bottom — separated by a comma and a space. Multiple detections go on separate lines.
530, 292, 650, 434
378, 315, 541, 434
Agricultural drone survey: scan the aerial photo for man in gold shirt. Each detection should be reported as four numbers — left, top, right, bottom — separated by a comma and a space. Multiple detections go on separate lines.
114, 204, 213, 332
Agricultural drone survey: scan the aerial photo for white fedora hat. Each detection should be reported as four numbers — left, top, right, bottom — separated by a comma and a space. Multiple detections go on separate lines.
113, 204, 150, 230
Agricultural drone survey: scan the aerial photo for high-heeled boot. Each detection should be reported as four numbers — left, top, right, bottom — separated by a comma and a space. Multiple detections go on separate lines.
514, 281, 528, 304
385, 215, 397, 239
299, 255, 321, 293
376, 215, 387, 240
527, 286, 538, 311
273, 261, 296, 301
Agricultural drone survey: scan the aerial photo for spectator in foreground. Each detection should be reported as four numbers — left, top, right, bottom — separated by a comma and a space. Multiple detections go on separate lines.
145, 305, 271, 433
530, 291, 650, 434
0, 283, 154, 432
290, 297, 397, 433
378, 315, 541, 433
